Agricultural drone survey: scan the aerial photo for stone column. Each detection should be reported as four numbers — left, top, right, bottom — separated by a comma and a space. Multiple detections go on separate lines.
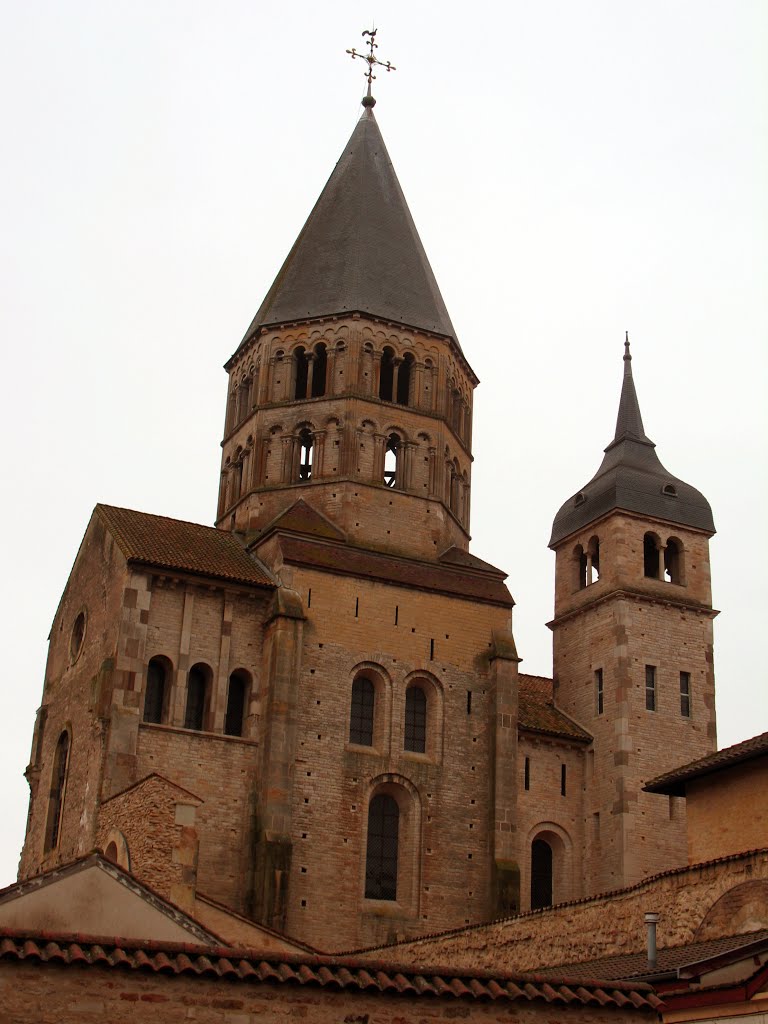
305, 353, 315, 398
373, 433, 387, 484
427, 446, 437, 496
392, 357, 402, 402
313, 429, 326, 479
372, 352, 382, 397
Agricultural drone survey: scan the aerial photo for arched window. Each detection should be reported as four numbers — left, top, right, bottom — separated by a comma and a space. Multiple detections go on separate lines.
379, 347, 395, 402
665, 538, 683, 584
293, 346, 308, 399
350, 676, 375, 746
644, 532, 661, 578
531, 837, 553, 910
184, 665, 208, 731
384, 433, 399, 488
45, 731, 70, 852
225, 671, 248, 737
311, 343, 327, 398
397, 353, 413, 406
298, 429, 313, 481
365, 793, 399, 900
404, 686, 427, 753
143, 657, 167, 724
237, 378, 250, 423
105, 840, 119, 863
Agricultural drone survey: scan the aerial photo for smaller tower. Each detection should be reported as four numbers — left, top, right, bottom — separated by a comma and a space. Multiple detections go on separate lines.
549, 338, 717, 893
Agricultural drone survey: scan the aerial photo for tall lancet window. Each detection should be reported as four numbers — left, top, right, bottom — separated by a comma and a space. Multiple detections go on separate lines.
365, 793, 399, 900
298, 429, 313, 481
384, 433, 399, 488
45, 731, 71, 852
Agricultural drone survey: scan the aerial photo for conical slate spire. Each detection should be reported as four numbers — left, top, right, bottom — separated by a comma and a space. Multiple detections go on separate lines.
611, 333, 652, 446
239, 107, 458, 349
550, 340, 714, 546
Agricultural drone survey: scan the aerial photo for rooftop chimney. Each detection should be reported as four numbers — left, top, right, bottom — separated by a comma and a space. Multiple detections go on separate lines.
644, 912, 660, 970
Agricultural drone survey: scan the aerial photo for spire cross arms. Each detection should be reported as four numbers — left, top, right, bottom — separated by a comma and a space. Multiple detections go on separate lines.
346, 28, 396, 105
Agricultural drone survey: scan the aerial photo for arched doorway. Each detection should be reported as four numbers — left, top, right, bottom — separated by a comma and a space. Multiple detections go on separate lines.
531, 837, 553, 910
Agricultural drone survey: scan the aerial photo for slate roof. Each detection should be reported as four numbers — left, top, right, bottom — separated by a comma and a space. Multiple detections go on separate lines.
551, 929, 768, 981
275, 534, 514, 607
550, 340, 715, 546
96, 505, 275, 589
518, 674, 592, 743
644, 730, 768, 796
0, 929, 662, 1010
237, 107, 461, 354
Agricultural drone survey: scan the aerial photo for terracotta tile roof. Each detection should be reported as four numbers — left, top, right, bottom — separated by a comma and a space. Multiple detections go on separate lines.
644, 730, 768, 795
96, 504, 275, 589
518, 674, 592, 743
0, 928, 662, 1010
438, 545, 509, 576
551, 928, 768, 981
276, 535, 514, 607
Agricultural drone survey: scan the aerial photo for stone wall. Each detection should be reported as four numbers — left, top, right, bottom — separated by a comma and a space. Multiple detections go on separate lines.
356, 848, 768, 973
0, 960, 655, 1024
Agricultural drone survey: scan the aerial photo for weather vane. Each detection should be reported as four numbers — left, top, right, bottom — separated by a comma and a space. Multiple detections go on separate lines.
346, 28, 396, 107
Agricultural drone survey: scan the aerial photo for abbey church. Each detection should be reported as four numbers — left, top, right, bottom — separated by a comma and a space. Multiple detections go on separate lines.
11, 87, 735, 977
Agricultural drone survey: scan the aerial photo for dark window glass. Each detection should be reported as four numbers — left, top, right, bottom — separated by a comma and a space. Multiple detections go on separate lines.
680, 672, 691, 718
645, 665, 657, 712
365, 794, 399, 900
379, 348, 394, 401
185, 666, 207, 730
294, 347, 308, 399
45, 732, 70, 851
143, 658, 166, 724
349, 677, 375, 746
404, 686, 427, 753
225, 673, 247, 736
644, 533, 660, 578
531, 838, 553, 910
595, 668, 604, 715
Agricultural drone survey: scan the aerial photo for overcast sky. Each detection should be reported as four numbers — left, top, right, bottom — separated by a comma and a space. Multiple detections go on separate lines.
1, 1, 766, 887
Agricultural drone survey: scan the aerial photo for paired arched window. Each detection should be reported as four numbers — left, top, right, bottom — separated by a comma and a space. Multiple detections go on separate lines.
225, 671, 249, 736
184, 664, 209, 731
379, 348, 413, 406
574, 537, 600, 589
643, 532, 684, 584
365, 793, 399, 900
397, 353, 413, 405
143, 657, 167, 724
404, 686, 427, 753
350, 676, 375, 746
44, 731, 70, 852
530, 837, 553, 910
294, 344, 328, 400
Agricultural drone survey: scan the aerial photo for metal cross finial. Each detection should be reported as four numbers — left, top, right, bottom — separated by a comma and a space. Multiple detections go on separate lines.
346, 27, 396, 108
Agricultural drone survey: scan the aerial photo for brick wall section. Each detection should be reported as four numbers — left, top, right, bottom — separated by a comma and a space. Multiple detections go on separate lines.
96, 774, 201, 908
355, 849, 768, 972
20, 514, 128, 879
551, 513, 716, 892
517, 733, 587, 908
135, 727, 259, 913
686, 760, 768, 863
275, 563, 515, 950
0, 961, 655, 1024
219, 317, 475, 559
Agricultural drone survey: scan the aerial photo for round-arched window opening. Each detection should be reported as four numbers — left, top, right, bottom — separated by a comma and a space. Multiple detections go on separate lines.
70, 611, 86, 662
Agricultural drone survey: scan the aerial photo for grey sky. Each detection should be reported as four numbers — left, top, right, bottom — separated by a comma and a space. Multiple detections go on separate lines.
1, 1, 766, 887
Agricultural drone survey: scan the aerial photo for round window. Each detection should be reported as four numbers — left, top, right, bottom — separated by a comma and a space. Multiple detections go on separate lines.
70, 611, 86, 662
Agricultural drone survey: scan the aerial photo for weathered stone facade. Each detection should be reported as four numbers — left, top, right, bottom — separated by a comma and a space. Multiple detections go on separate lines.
18, 102, 722, 957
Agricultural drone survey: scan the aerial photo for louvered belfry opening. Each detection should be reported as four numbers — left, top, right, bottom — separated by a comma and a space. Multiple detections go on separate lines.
365, 794, 399, 900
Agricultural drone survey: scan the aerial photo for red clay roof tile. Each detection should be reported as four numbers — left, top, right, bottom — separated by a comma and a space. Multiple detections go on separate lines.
518, 674, 592, 743
644, 730, 768, 795
96, 504, 275, 589
0, 927, 662, 1010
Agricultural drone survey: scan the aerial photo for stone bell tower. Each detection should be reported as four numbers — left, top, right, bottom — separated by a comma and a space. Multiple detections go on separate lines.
549, 338, 717, 893
216, 101, 477, 564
